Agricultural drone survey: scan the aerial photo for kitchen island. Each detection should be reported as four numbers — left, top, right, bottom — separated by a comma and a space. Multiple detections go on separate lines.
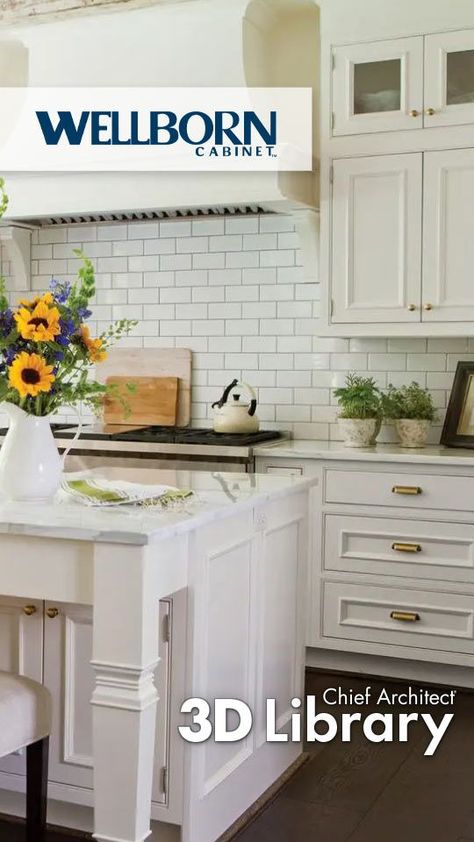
0, 467, 314, 842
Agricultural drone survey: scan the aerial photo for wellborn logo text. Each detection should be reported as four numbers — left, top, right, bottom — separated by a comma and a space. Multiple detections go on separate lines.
35, 109, 278, 160
0, 87, 311, 171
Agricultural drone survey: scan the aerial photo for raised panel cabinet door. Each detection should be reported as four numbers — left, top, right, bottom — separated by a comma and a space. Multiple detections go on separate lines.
0, 597, 43, 781
422, 149, 474, 322
425, 29, 474, 128
331, 153, 422, 324
43, 601, 172, 805
332, 37, 424, 136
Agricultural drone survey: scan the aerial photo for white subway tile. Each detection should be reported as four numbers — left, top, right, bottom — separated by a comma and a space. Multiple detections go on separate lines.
350, 338, 387, 352
295, 318, 319, 335
260, 250, 295, 267
128, 289, 159, 304
193, 287, 225, 303
260, 319, 294, 335
225, 353, 258, 369
259, 215, 294, 233
177, 236, 208, 254
259, 388, 293, 404
160, 254, 192, 271
159, 220, 191, 237
209, 303, 242, 319
192, 219, 225, 236
144, 239, 176, 255
97, 289, 127, 305
427, 372, 455, 389
368, 353, 406, 371
276, 406, 311, 422
129, 255, 160, 272
72, 225, 98, 242
176, 303, 208, 320
209, 337, 242, 352
242, 302, 276, 318
295, 388, 330, 404
112, 304, 142, 320
386, 371, 426, 387
277, 336, 312, 352
278, 266, 304, 283
143, 271, 174, 287
39, 228, 68, 244
161, 288, 191, 303
128, 222, 159, 239
209, 234, 243, 252
193, 353, 224, 369
329, 353, 367, 371
208, 268, 241, 286
313, 337, 349, 352
387, 338, 427, 352
145, 304, 176, 320
259, 354, 294, 370
226, 251, 259, 269
193, 252, 225, 270
447, 354, 474, 371
243, 233, 277, 251
225, 217, 259, 234
242, 370, 276, 386
175, 269, 207, 286
176, 336, 208, 351
407, 354, 447, 371
226, 319, 259, 335
32, 244, 53, 259
260, 285, 294, 301
277, 370, 312, 387
226, 285, 258, 302
161, 320, 191, 336
243, 267, 276, 285
427, 338, 469, 353
112, 241, 144, 257
193, 320, 225, 336
79, 241, 113, 258
278, 301, 309, 318
243, 336, 277, 353
295, 282, 318, 299
277, 232, 300, 249
39, 259, 67, 275
114, 272, 144, 288
97, 224, 127, 241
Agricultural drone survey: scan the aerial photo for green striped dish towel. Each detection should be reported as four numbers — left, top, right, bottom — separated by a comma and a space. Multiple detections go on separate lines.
62, 478, 193, 507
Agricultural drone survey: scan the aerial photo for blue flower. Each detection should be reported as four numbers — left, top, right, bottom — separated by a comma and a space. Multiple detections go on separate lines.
54, 351, 65, 362
50, 278, 72, 304
59, 317, 75, 337
0, 309, 14, 338
56, 334, 70, 347
78, 307, 92, 320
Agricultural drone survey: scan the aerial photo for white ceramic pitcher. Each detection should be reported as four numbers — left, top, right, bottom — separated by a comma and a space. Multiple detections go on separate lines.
0, 403, 82, 502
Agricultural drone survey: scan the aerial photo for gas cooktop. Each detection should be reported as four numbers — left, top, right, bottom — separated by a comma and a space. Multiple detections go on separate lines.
53, 424, 282, 448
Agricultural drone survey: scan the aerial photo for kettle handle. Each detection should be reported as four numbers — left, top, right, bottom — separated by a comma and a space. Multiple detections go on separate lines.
211, 378, 238, 409
239, 382, 258, 417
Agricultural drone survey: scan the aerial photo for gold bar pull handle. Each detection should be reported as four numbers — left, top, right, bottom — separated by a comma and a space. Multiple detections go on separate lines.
390, 610, 420, 623
392, 485, 422, 495
391, 542, 422, 553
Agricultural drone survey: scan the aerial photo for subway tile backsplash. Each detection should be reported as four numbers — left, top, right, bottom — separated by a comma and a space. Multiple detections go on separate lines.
0, 212, 469, 442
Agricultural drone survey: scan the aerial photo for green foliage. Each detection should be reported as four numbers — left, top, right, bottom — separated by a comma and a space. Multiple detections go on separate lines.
0, 178, 9, 304
333, 373, 382, 419
381, 382, 437, 421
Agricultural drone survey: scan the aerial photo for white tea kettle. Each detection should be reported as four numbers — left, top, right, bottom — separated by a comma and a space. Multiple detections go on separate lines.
212, 379, 259, 434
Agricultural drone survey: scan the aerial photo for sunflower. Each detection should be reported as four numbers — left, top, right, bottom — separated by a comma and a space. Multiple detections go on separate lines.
80, 325, 107, 363
18, 292, 54, 309
8, 352, 55, 398
15, 299, 61, 342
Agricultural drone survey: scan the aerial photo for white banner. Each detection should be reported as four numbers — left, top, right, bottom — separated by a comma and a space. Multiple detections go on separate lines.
0, 87, 312, 172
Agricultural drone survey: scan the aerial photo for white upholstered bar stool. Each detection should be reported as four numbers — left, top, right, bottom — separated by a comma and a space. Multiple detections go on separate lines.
0, 672, 52, 841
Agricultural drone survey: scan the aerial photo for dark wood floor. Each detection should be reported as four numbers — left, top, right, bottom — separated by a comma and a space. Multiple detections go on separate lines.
0, 670, 472, 842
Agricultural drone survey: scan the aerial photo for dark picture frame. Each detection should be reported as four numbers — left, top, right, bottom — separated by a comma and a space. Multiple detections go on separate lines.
441, 361, 474, 449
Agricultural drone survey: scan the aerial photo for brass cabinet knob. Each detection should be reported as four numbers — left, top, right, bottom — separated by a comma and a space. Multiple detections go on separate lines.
409, 109, 419, 117
425, 107, 435, 116
423, 303, 433, 311
46, 607, 60, 619
407, 304, 416, 311
22, 605, 37, 616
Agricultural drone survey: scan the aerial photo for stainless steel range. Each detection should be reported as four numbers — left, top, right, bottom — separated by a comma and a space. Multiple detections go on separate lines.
50, 424, 285, 473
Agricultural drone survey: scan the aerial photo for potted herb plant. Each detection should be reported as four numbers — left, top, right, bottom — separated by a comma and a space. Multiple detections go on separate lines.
382, 382, 436, 448
333, 374, 382, 447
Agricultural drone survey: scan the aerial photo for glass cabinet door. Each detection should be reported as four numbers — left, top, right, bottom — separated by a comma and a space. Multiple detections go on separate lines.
332, 37, 424, 136
425, 29, 474, 127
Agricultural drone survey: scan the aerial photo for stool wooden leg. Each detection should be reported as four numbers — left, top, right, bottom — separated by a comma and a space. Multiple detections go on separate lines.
26, 737, 49, 842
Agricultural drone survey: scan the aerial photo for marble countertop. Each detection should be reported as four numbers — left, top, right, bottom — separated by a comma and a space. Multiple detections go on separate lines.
255, 439, 474, 466
0, 466, 315, 546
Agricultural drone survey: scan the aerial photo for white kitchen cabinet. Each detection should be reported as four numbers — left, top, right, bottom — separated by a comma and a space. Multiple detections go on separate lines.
0, 597, 178, 819
331, 153, 422, 324
332, 37, 424, 136
0, 597, 43, 783
332, 28, 474, 137
422, 147, 474, 322
425, 28, 474, 128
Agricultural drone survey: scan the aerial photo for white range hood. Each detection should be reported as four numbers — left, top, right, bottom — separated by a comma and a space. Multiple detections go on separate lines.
0, 0, 320, 283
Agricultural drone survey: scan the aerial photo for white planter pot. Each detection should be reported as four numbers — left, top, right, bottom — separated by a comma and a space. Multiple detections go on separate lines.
338, 418, 379, 448
395, 418, 431, 449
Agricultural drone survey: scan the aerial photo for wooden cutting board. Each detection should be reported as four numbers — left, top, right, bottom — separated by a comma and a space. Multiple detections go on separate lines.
97, 348, 192, 426
104, 376, 178, 426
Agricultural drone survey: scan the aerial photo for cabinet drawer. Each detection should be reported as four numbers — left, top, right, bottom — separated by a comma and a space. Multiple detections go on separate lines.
323, 581, 474, 655
324, 514, 474, 584
324, 469, 474, 512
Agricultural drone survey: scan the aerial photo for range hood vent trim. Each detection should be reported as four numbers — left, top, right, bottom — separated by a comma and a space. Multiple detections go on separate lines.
21, 204, 272, 228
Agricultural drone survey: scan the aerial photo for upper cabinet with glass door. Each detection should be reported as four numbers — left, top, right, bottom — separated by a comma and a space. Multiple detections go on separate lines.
331, 37, 424, 135
425, 29, 474, 127
332, 28, 474, 136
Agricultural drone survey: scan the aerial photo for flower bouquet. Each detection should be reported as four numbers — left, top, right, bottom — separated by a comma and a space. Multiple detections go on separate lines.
0, 178, 136, 500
